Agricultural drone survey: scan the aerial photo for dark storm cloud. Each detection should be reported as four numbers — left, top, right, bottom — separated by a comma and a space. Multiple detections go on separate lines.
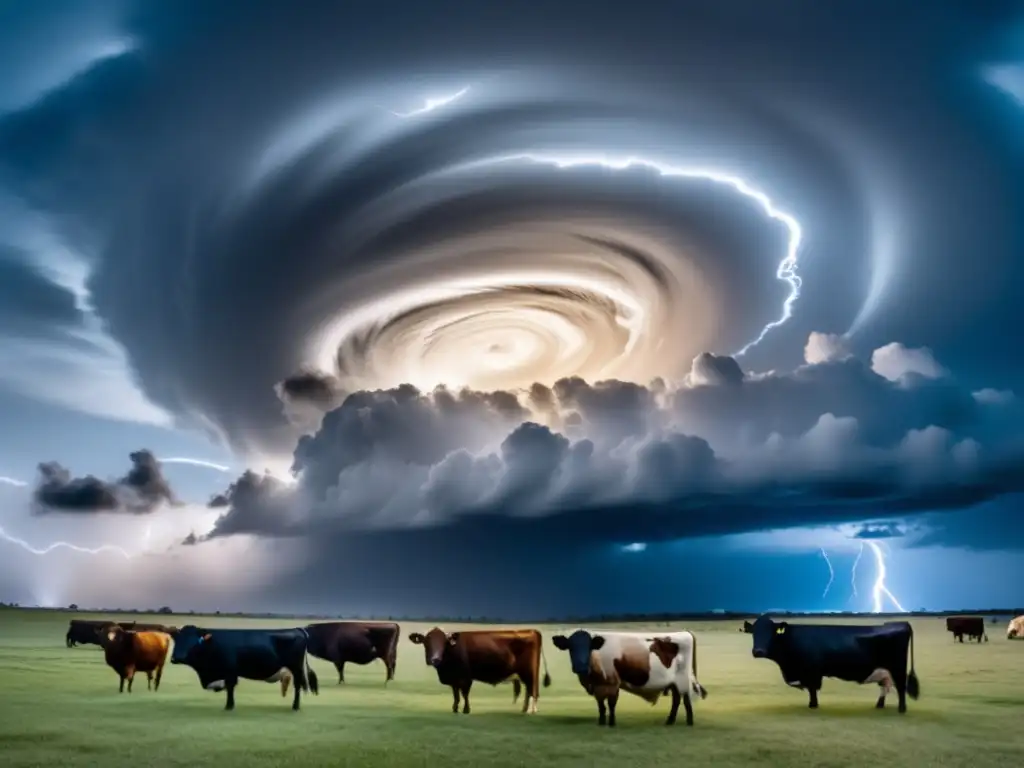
852, 522, 906, 539
32, 449, 178, 514
196, 337, 1023, 548
3, 1, 1021, 460
0, 251, 83, 340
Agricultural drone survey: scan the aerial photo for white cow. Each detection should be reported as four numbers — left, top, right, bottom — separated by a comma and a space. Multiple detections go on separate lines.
1007, 616, 1024, 639
552, 628, 707, 727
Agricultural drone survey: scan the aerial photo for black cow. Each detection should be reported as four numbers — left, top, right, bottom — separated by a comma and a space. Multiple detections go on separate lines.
170, 625, 319, 710
748, 615, 920, 712
304, 621, 400, 684
945, 616, 988, 643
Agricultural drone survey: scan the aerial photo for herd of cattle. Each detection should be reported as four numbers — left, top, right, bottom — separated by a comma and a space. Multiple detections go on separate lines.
63, 612, 1024, 726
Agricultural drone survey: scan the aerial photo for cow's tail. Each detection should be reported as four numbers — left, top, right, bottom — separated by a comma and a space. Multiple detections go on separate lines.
690, 632, 708, 700
384, 627, 400, 684
540, 635, 551, 688
906, 626, 920, 700
298, 628, 320, 696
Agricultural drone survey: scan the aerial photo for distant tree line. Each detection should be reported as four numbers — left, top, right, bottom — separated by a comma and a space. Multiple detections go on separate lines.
1, 603, 1021, 623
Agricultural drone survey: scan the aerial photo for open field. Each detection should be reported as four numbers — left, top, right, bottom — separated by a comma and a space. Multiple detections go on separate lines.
1, 609, 1022, 767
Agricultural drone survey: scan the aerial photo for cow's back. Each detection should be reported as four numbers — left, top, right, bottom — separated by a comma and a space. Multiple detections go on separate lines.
459, 630, 536, 684
131, 631, 171, 669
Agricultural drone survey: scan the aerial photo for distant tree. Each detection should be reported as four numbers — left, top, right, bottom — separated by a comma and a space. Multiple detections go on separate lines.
158, 606, 172, 614
69, 604, 78, 610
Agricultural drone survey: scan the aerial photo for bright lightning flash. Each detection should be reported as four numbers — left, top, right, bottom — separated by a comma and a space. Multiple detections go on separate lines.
849, 542, 864, 602
158, 457, 231, 472
0, 525, 132, 559
387, 86, 470, 118
820, 548, 835, 598
483, 153, 803, 356
866, 540, 906, 613
0, 476, 27, 487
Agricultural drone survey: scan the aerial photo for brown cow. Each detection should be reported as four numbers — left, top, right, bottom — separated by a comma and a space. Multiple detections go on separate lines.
96, 626, 171, 693
409, 627, 551, 714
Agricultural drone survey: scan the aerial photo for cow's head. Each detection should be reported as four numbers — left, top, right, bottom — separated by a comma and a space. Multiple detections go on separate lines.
96, 624, 132, 653
408, 627, 458, 668
750, 615, 787, 660
170, 624, 212, 665
1008, 620, 1020, 640
552, 630, 604, 676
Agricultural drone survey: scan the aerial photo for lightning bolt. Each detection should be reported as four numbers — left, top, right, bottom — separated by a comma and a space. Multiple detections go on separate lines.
820, 548, 835, 599
386, 86, 470, 118
866, 540, 906, 613
0, 525, 133, 559
849, 542, 864, 601
479, 154, 803, 356
0, 476, 27, 487
158, 457, 231, 472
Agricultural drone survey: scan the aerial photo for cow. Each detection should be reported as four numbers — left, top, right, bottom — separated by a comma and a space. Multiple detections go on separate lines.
66, 619, 176, 648
1007, 616, 1024, 639
946, 616, 988, 643
169, 625, 320, 711
409, 627, 551, 714
96, 625, 171, 693
748, 615, 920, 712
740, 621, 754, 634
67, 619, 115, 647
552, 629, 708, 727
304, 621, 400, 684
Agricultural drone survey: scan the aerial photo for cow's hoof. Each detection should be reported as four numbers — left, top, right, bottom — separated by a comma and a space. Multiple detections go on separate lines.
598, 718, 606, 726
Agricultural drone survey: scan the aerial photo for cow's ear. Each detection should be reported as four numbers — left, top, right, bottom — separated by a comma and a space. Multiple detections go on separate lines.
775, 622, 788, 635
408, 633, 424, 645
590, 635, 605, 651
551, 635, 568, 650
448, 632, 460, 646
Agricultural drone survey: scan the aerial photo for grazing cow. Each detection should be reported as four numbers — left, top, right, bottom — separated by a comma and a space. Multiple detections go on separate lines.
96, 625, 171, 693
552, 629, 708, 727
1007, 616, 1024, 639
304, 621, 400, 684
748, 615, 920, 712
946, 616, 988, 643
67, 619, 114, 647
170, 625, 319, 711
409, 627, 551, 714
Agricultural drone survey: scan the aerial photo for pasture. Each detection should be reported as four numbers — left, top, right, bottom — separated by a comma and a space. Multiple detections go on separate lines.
0, 609, 1021, 767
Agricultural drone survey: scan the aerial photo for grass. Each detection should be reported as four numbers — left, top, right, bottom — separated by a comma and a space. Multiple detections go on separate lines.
0, 609, 1021, 767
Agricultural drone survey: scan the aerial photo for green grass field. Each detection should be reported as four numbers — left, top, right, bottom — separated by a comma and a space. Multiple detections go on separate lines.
1, 609, 1021, 767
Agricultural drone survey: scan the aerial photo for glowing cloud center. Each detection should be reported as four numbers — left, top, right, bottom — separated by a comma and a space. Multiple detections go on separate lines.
479, 153, 804, 357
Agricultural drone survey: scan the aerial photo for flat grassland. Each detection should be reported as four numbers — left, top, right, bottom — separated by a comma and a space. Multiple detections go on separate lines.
1, 610, 1021, 767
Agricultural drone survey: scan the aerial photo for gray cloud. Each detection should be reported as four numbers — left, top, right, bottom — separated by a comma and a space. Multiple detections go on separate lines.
32, 449, 178, 514
195, 335, 1022, 548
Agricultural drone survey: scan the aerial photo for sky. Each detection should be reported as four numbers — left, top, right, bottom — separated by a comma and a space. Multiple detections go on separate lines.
2, 0, 1024, 620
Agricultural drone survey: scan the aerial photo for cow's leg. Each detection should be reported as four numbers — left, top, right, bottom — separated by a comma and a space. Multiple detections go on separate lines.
335, 661, 345, 684
895, 676, 908, 714
596, 696, 607, 726
512, 679, 521, 704
291, 673, 302, 710
807, 678, 821, 709
118, 674, 126, 693
683, 689, 695, 726
126, 665, 136, 693
519, 674, 533, 713
665, 685, 681, 725
461, 681, 472, 714
155, 661, 165, 692
450, 685, 460, 714
225, 678, 238, 711
607, 691, 619, 728
146, 670, 153, 690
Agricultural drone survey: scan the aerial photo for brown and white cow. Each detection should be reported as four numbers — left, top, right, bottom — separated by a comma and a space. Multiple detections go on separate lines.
1007, 616, 1024, 639
96, 625, 171, 693
409, 627, 551, 714
552, 629, 708, 727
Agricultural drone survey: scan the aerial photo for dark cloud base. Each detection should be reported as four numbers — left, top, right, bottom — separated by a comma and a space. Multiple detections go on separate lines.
32, 449, 178, 514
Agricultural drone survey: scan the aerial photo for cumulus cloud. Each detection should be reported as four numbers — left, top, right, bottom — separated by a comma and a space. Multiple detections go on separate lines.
852, 521, 906, 539
195, 334, 1024, 549
804, 332, 851, 365
973, 388, 1015, 406
32, 450, 179, 514
870, 342, 947, 382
